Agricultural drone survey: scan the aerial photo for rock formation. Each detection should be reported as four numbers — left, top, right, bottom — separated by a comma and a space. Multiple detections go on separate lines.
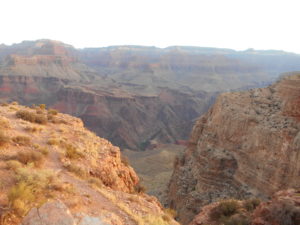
0, 103, 178, 225
189, 189, 300, 225
168, 73, 300, 224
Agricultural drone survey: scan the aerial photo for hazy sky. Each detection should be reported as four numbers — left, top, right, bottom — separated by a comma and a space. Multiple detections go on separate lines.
1, 0, 300, 52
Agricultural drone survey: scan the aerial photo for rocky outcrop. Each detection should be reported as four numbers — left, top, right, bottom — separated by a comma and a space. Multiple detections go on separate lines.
189, 189, 300, 225
168, 74, 300, 224
0, 103, 178, 225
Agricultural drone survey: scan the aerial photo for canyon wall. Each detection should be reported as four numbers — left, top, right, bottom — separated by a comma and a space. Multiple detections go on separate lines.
168, 73, 300, 224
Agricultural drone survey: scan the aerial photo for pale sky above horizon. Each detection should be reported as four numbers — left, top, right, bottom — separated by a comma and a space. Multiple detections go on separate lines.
1, 0, 300, 53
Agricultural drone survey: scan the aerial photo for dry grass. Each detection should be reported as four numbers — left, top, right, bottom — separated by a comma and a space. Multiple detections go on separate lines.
16, 151, 44, 167
210, 199, 240, 220
65, 144, 84, 159
63, 163, 87, 178
12, 136, 31, 146
47, 138, 60, 146
16, 110, 47, 124
34, 145, 49, 156
0, 131, 10, 146
48, 108, 58, 115
6, 160, 23, 171
243, 198, 261, 212
24, 126, 42, 133
8, 168, 58, 216
88, 177, 104, 188
0, 116, 10, 128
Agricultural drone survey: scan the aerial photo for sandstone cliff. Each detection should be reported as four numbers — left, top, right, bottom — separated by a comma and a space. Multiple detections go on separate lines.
168, 73, 300, 224
0, 103, 178, 225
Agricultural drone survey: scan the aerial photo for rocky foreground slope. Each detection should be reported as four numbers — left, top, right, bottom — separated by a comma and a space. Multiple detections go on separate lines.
0, 103, 178, 225
168, 73, 300, 224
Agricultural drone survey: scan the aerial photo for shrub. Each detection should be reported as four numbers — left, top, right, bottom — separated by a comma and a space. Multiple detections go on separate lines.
39, 104, 46, 110
47, 138, 60, 146
64, 163, 87, 178
34, 114, 47, 124
0, 131, 10, 146
243, 198, 261, 211
12, 136, 31, 146
16, 110, 36, 122
6, 160, 23, 171
8, 182, 35, 216
16, 151, 44, 167
8, 168, 57, 216
35, 108, 44, 114
88, 177, 103, 188
16, 110, 47, 124
222, 215, 250, 225
24, 126, 42, 133
48, 108, 58, 115
259, 199, 300, 225
0, 117, 10, 128
210, 199, 240, 220
33, 144, 49, 156
65, 144, 84, 159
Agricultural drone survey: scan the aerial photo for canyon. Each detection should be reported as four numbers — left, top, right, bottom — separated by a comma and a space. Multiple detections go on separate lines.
0, 40, 299, 225
168, 73, 300, 224
1, 40, 300, 150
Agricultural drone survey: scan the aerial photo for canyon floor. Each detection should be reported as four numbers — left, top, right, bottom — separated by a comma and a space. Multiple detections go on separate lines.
124, 144, 185, 205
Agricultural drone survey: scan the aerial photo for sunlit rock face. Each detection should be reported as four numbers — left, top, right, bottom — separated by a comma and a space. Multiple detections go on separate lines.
168, 73, 300, 224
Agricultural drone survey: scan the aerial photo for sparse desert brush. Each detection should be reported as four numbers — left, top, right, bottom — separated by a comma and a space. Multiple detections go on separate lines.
6, 160, 23, 171
11, 101, 19, 105
34, 114, 47, 124
8, 168, 57, 216
0, 131, 10, 146
35, 108, 44, 114
143, 215, 169, 225
0, 116, 10, 128
24, 126, 42, 133
48, 108, 58, 115
9, 106, 18, 111
221, 214, 251, 225
88, 177, 103, 188
8, 181, 35, 216
16, 151, 44, 167
164, 208, 177, 219
39, 104, 46, 110
258, 199, 300, 225
65, 144, 84, 159
15, 167, 56, 189
12, 136, 31, 146
210, 199, 240, 220
16, 110, 47, 124
1, 102, 9, 106
63, 163, 87, 178
32, 144, 49, 156
243, 198, 261, 212
47, 138, 60, 146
